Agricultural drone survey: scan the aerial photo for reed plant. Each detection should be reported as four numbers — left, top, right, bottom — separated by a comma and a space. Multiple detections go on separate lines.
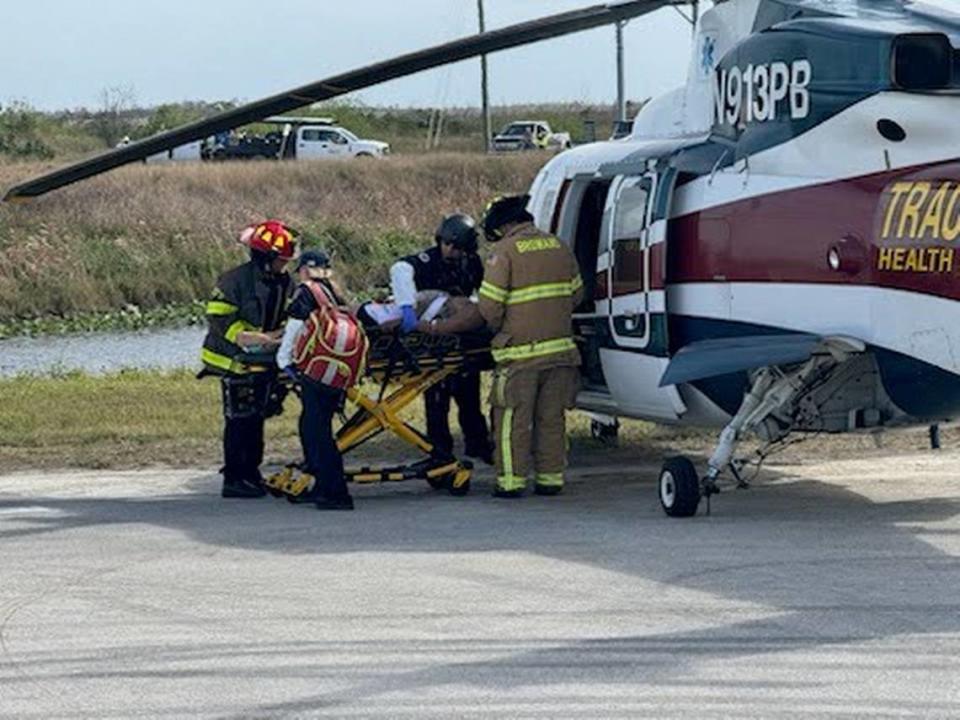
0, 153, 543, 323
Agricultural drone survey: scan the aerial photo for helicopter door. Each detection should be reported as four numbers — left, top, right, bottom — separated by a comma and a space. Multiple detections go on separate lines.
608, 175, 654, 348
602, 171, 685, 421
565, 179, 613, 392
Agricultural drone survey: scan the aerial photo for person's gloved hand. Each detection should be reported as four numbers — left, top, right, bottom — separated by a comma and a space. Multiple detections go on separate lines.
281, 366, 299, 383
400, 305, 418, 334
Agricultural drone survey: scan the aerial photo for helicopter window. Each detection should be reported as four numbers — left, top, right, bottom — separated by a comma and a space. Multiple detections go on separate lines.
612, 238, 643, 297
613, 181, 650, 240
610, 178, 651, 298
892, 34, 952, 90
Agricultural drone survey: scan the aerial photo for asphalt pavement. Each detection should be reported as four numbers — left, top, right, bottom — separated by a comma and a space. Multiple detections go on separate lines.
1, 452, 959, 719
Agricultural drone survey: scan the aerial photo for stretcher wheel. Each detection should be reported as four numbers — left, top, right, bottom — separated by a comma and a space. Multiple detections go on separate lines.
426, 476, 449, 491
448, 468, 472, 496
449, 479, 470, 496
264, 467, 295, 498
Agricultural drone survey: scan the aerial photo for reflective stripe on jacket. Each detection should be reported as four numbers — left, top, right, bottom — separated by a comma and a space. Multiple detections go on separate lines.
478, 223, 583, 369
201, 261, 291, 376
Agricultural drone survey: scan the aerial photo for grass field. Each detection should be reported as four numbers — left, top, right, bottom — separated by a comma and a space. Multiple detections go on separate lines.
0, 153, 544, 324
0, 370, 948, 474
0, 370, 663, 473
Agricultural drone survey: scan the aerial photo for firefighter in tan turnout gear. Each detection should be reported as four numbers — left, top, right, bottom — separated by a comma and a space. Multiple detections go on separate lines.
478, 195, 583, 498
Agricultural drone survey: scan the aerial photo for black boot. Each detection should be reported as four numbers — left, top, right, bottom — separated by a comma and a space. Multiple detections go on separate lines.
534, 485, 563, 497
465, 440, 495, 466
221, 476, 267, 499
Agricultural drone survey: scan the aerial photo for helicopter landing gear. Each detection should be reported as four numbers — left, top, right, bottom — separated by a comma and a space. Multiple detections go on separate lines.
658, 457, 700, 517
589, 415, 619, 446
659, 365, 791, 518
658, 341, 863, 518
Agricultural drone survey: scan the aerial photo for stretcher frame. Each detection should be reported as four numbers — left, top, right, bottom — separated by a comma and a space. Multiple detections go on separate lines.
265, 330, 493, 499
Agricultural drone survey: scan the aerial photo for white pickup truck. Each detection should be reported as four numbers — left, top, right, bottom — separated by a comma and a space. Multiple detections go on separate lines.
286, 124, 390, 160
146, 122, 390, 163
491, 121, 571, 153
205, 118, 390, 161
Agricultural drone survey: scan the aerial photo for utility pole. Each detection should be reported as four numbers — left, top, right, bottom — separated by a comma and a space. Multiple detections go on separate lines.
478, 0, 492, 152
615, 20, 626, 123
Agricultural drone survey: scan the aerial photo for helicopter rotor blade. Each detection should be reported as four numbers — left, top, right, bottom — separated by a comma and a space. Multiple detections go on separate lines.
4, 0, 677, 202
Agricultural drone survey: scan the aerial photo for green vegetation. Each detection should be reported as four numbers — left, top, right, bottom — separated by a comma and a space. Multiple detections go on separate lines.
0, 99, 623, 163
0, 368, 933, 473
0, 370, 296, 470
0, 102, 105, 160
0, 103, 55, 160
0, 100, 621, 336
0, 98, 234, 162
0, 153, 543, 333
280, 100, 625, 154
0, 370, 668, 472
0, 301, 204, 340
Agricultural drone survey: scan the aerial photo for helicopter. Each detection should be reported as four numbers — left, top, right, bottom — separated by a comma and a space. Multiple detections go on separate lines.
6, 0, 960, 518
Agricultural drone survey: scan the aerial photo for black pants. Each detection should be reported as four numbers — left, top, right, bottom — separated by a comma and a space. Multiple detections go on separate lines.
425, 370, 490, 457
299, 380, 349, 500
221, 374, 272, 485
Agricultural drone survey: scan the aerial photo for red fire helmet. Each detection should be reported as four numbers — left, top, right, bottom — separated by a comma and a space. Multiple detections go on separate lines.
239, 219, 299, 260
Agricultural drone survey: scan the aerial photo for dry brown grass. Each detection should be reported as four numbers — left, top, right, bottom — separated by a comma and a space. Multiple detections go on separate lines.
0, 154, 545, 318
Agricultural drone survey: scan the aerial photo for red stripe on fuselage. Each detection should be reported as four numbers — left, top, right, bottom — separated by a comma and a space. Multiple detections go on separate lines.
667, 160, 960, 301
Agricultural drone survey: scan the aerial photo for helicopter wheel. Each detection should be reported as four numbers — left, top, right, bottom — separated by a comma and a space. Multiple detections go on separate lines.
659, 456, 700, 518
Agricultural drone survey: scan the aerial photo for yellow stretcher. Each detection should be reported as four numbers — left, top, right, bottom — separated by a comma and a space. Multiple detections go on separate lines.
265, 329, 494, 499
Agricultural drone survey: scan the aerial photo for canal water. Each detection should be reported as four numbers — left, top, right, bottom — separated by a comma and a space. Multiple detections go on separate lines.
0, 326, 206, 377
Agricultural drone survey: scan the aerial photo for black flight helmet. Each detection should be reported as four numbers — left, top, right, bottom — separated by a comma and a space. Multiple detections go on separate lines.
435, 213, 479, 254
481, 194, 534, 242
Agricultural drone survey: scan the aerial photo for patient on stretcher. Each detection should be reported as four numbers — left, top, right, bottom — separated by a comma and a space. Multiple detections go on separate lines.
355, 291, 484, 335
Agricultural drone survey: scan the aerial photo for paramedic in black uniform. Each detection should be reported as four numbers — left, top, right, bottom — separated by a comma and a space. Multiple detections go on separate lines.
389, 213, 493, 464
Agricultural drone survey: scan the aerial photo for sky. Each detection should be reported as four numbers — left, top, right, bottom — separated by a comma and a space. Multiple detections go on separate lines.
2, 0, 700, 111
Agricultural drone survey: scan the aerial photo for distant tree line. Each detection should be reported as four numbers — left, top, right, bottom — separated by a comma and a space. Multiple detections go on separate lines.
0, 90, 641, 161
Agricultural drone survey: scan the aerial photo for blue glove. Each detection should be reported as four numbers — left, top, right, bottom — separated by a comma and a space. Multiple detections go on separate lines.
282, 366, 299, 383
400, 305, 418, 333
